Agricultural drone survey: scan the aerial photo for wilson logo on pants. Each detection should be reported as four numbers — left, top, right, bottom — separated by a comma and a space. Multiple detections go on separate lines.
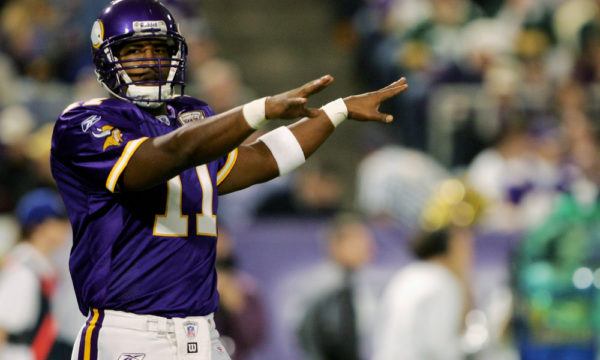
187, 343, 198, 353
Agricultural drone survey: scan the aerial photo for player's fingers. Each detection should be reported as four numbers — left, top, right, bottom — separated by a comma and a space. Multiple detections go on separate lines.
378, 84, 409, 101
299, 75, 334, 97
288, 97, 308, 106
380, 77, 407, 91
376, 112, 394, 123
303, 107, 321, 118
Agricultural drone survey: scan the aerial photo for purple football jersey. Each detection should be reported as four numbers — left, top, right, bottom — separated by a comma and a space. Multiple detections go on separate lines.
50, 96, 237, 317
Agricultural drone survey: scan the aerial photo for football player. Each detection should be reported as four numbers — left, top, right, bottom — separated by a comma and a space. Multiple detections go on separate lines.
50, 0, 408, 359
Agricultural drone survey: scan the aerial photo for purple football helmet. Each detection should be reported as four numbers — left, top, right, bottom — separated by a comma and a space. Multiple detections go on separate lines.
91, 0, 187, 108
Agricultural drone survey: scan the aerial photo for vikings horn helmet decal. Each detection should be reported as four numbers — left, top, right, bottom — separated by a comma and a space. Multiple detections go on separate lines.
91, 0, 187, 108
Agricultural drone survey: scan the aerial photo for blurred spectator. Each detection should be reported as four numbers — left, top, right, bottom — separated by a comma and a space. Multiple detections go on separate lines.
256, 159, 344, 219
0, 188, 72, 360
192, 58, 256, 114
361, 0, 485, 149
356, 145, 449, 230
512, 112, 600, 360
0, 215, 18, 258
372, 179, 484, 360
572, 1, 600, 83
182, 15, 258, 115
294, 213, 381, 360
0, 106, 50, 213
69, 68, 105, 103
466, 82, 587, 232
48, 232, 85, 359
0, 0, 59, 80
513, 193, 600, 359
0, 53, 19, 107
214, 226, 267, 360
466, 115, 545, 231
373, 226, 474, 360
25, 123, 59, 186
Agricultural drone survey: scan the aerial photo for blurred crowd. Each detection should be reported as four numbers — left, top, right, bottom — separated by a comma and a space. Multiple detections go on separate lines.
0, 0, 259, 215
346, 0, 600, 227
2, 0, 600, 359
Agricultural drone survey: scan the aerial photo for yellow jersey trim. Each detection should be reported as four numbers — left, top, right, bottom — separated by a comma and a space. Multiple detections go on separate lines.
216, 148, 238, 185
106, 137, 149, 193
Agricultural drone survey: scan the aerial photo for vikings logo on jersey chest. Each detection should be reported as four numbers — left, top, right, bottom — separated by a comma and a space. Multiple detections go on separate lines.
79, 110, 124, 151
92, 125, 124, 151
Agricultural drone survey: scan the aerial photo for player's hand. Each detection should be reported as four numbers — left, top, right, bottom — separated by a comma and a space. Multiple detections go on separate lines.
265, 75, 334, 119
343, 78, 408, 123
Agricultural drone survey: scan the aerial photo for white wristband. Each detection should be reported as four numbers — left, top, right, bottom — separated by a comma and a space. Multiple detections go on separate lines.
258, 126, 306, 176
242, 97, 267, 129
321, 98, 348, 127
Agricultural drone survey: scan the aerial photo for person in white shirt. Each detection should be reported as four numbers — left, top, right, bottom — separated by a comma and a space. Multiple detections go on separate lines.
0, 189, 71, 360
372, 179, 480, 360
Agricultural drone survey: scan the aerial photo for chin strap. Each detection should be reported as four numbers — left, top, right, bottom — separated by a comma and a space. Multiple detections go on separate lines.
119, 71, 171, 108
126, 85, 171, 108
97, 74, 166, 109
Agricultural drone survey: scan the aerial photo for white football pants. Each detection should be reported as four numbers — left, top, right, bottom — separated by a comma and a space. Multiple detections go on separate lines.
71, 309, 231, 360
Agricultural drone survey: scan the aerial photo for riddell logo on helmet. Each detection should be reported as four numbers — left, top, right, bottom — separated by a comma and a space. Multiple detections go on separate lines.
133, 21, 167, 33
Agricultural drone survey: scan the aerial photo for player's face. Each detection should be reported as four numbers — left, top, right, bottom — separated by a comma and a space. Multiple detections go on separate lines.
117, 39, 172, 85
330, 223, 375, 269
34, 218, 70, 249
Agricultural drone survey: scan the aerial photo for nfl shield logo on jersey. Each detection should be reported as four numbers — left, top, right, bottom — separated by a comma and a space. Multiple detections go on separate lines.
155, 115, 170, 126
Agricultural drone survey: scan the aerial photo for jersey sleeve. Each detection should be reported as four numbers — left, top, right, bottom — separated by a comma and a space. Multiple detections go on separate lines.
195, 101, 238, 186
52, 102, 148, 193
216, 148, 238, 186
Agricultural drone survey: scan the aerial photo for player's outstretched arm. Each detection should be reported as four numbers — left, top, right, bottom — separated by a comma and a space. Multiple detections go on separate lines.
217, 78, 408, 194
120, 75, 334, 191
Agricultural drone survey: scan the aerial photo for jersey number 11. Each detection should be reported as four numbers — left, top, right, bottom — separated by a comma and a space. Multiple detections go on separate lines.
153, 165, 216, 237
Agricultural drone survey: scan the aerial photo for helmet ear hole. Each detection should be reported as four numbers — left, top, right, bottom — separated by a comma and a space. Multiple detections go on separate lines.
167, 41, 177, 56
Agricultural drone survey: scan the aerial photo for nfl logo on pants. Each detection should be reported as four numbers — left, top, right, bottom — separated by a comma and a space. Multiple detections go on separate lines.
187, 325, 196, 338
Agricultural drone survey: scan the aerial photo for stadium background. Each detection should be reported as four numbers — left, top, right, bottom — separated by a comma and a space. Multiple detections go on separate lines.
1, 0, 600, 359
